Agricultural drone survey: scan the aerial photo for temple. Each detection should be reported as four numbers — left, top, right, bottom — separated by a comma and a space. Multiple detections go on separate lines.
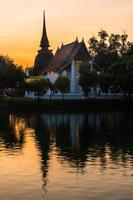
33, 11, 53, 75
43, 38, 91, 93
33, 12, 100, 94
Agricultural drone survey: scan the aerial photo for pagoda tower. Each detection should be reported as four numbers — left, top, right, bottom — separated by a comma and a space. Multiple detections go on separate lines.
33, 11, 53, 75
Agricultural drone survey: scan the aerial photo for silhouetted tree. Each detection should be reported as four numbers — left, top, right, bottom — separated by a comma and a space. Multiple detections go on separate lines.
88, 30, 129, 72
109, 56, 133, 97
79, 62, 98, 98
26, 78, 51, 98
54, 76, 69, 99
0, 55, 25, 90
99, 73, 112, 96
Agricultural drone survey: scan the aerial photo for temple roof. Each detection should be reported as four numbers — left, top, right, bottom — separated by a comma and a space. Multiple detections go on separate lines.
42, 39, 91, 74
40, 11, 50, 49
33, 11, 53, 75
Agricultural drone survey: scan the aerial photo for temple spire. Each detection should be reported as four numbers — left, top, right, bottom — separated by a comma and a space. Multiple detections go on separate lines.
75, 36, 78, 43
40, 10, 50, 49
82, 37, 85, 43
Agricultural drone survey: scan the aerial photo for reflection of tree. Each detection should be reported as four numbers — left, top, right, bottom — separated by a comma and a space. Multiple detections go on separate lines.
54, 115, 88, 169
28, 114, 51, 194
0, 112, 26, 150
40, 112, 133, 171
78, 112, 133, 169
2, 111, 133, 191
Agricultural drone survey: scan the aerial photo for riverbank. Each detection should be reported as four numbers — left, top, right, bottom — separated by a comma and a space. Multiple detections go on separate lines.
0, 97, 133, 112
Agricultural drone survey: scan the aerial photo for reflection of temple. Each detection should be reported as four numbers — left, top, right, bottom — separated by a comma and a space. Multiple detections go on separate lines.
1, 112, 133, 191
1, 112, 133, 168
39, 112, 133, 169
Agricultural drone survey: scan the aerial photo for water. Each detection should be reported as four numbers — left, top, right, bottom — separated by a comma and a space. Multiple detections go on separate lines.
0, 111, 133, 200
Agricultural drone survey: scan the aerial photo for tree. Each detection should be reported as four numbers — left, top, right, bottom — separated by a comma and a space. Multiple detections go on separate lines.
47, 81, 55, 100
88, 30, 129, 72
108, 56, 133, 97
54, 76, 69, 99
126, 42, 133, 56
26, 78, 51, 99
99, 73, 112, 97
120, 33, 128, 55
0, 55, 25, 90
123, 72, 133, 97
79, 62, 98, 98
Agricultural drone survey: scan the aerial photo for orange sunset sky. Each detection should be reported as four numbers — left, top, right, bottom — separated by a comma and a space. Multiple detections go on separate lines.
0, 0, 133, 67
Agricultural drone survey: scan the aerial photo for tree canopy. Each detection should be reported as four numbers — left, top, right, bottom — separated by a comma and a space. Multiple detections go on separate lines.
54, 76, 69, 98
0, 55, 25, 89
26, 78, 51, 97
88, 30, 131, 72
79, 62, 98, 97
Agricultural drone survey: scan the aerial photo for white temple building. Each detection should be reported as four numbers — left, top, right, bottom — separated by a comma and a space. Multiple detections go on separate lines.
26, 12, 102, 99
42, 38, 93, 95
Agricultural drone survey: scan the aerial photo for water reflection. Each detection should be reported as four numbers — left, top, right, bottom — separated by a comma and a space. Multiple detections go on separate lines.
0, 112, 26, 151
0, 111, 133, 198
1, 111, 133, 167
33, 115, 50, 192
28, 113, 133, 169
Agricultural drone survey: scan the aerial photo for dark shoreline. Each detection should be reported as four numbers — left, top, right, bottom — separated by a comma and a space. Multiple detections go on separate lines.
0, 97, 133, 112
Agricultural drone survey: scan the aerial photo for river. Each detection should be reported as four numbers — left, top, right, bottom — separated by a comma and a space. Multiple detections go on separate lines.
0, 111, 133, 200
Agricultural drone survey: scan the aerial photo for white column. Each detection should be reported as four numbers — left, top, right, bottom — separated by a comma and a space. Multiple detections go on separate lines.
70, 60, 76, 93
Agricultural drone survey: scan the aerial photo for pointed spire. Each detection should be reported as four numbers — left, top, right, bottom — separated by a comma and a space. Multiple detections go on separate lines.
75, 36, 78, 43
82, 37, 85, 43
40, 10, 50, 49
61, 43, 64, 47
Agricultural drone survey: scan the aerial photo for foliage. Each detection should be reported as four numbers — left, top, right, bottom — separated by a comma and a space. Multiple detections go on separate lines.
0, 55, 25, 89
26, 78, 51, 97
79, 62, 98, 97
99, 73, 112, 95
108, 56, 133, 96
88, 30, 130, 72
54, 76, 69, 98
122, 72, 133, 96
126, 42, 133, 56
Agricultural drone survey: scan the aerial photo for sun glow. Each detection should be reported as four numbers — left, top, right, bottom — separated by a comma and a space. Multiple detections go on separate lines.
0, 0, 133, 67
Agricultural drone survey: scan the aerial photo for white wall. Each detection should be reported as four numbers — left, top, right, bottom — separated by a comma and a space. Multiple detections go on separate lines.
45, 71, 59, 84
